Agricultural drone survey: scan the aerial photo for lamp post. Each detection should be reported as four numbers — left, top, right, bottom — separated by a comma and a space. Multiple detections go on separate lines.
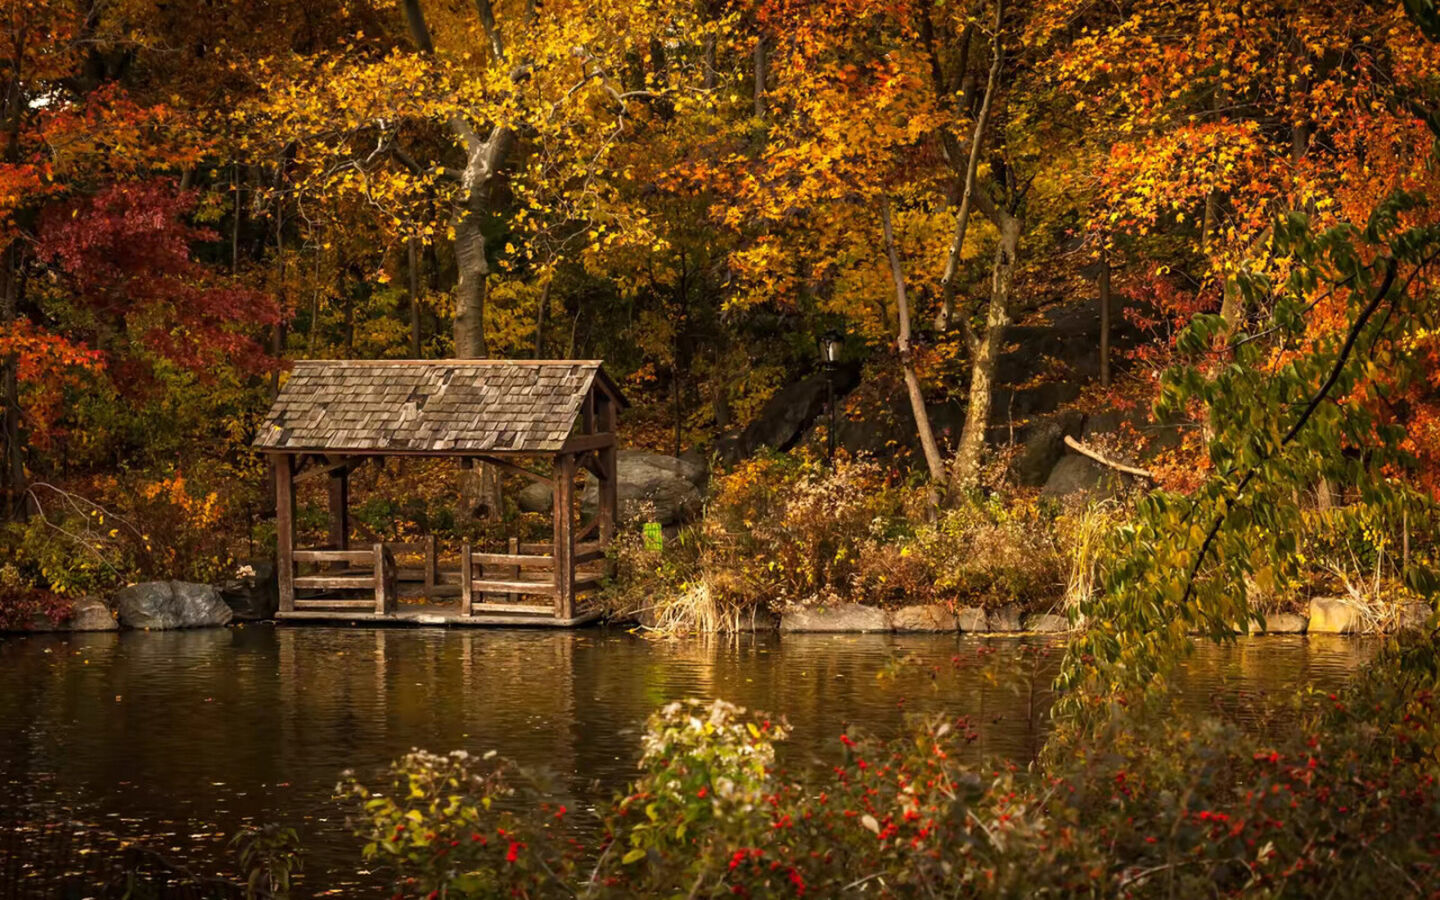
819, 328, 844, 464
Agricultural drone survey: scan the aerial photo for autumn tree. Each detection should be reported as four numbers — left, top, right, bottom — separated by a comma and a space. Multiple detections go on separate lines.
244, 0, 725, 360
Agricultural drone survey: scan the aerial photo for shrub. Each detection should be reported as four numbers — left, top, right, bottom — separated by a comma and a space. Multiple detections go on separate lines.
346, 631, 1440, 898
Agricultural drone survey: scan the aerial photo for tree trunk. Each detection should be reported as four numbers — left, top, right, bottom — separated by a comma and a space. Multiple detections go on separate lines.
452, 212, 489, 358
935, 0, 1003, 332
951, 209, 1019, 489
1099, 241, 1112, 388
408, 236, 423, 357
1, 240, 26, 520
880, 200, 947, 484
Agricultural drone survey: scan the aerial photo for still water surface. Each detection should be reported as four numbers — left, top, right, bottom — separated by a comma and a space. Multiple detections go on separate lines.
0, 626, 1377, 893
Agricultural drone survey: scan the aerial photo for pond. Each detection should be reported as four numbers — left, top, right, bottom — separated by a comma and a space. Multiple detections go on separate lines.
0, 626, 1378, 895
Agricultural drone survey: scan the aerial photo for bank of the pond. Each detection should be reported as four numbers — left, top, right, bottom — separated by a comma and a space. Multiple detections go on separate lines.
7, 590, 1431, 638
0, 627, 1378, 895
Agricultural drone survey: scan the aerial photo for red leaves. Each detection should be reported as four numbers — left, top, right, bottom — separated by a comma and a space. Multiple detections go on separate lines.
35, 178, 281, 382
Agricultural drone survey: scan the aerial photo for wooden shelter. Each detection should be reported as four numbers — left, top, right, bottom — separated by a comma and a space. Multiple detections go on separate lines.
253, 359, 625, 626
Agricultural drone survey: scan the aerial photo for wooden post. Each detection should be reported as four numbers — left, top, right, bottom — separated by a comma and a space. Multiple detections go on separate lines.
598, 397, 619, 576
507, 536, 519, 604
553, 453, 576, 620
328, 468, 349, 550
424, 534, 438, 594
373, 543, 389, 615
460, 542, 473, 617
275, 454, 295, 613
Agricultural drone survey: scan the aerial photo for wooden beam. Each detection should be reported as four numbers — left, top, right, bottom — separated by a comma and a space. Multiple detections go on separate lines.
473, 455, 554, 485
466, 602, 553, 615
294, 599, 377, 610
469, 552, 554, 569
294, 575, 374, 589
470, 579, 558, 595
294, 455, 364, 483
553, 453, 577, 619
294, 549, 373, 564
576, 516, 599, 543
459, 542, 473, 616
574, 547, 607, 565
560, 432, 616, 454
274, 455, 296, 614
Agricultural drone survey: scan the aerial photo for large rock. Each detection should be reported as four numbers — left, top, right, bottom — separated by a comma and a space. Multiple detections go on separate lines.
1250, 612, 1308, 634
68, 597, 119, 632
1009, 410, 1085, 487
1395, 601, 1431, 631
1307, 597, 1362, 634
955, 606, 988, 632
519, 450, 706, 526
219, 561, 279, 621
891, 604, 958, 632
987, 604, 1024, 632
720, 365, 863, 464
518, 480, 553, 515
1042, 455, 1116, 498
115, 581, 234, 630
779, 603, 890, 633
1024, 612, 1070, 633
588, 450, 705, 525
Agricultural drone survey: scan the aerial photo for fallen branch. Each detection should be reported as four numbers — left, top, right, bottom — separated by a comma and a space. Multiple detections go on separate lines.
1063, 435, 1155, 480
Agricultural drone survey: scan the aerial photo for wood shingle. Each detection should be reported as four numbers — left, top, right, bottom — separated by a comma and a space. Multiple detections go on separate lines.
253, 360, 623, 454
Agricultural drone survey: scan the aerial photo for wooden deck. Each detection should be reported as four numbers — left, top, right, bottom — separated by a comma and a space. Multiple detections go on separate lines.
277, 601, 603, 628
276, 541, 608, 627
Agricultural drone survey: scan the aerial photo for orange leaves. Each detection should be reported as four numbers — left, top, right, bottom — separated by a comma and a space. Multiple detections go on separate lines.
1098, 121, 1269, 235
0, 320, 102, 447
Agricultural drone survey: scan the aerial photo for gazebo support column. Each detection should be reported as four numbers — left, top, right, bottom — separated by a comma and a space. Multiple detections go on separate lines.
597, 396, 618, 569
328, 468, 349, 551
553, 453, 577, 620
274, 454, 296, 614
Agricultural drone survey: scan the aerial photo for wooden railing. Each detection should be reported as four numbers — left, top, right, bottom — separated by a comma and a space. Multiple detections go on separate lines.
288, 536, 607, 620
291, 544, 396, 615
460, 538, 556, 616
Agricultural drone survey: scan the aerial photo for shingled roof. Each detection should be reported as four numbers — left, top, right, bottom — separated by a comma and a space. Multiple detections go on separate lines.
253, 360, 623, 454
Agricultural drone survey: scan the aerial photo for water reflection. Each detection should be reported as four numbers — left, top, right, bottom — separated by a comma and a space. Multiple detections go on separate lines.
0, 626, 1377, 892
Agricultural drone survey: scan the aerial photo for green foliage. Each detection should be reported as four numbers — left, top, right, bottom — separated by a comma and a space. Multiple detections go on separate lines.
231, 824, 303, 899
604, 453, 1078, 631
337, 749, 578, 898
1064, 197, 1440, 708
345, 632, 1440, 897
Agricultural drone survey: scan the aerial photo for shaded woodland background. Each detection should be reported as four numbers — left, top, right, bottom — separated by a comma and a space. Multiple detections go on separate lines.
3, 0, 1440, 607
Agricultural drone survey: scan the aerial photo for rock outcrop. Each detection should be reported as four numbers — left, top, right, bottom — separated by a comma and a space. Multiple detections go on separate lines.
1250, 612, 1309, 634
779, 603, 891, 633
519, 450, 706, 526
891, 604, 958, 632
718, 365, 862, 463
987, 604, 1024, 632
68, 597, 119, 632
219, 561, 279, 621
1024, 612, 1070, 633
115, 581, 234, 630
1307, 597, 1363, 634
955, 607, 988, 632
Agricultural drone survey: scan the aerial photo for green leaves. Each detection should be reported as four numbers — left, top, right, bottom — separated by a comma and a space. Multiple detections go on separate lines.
1063, 195, 1440, 718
